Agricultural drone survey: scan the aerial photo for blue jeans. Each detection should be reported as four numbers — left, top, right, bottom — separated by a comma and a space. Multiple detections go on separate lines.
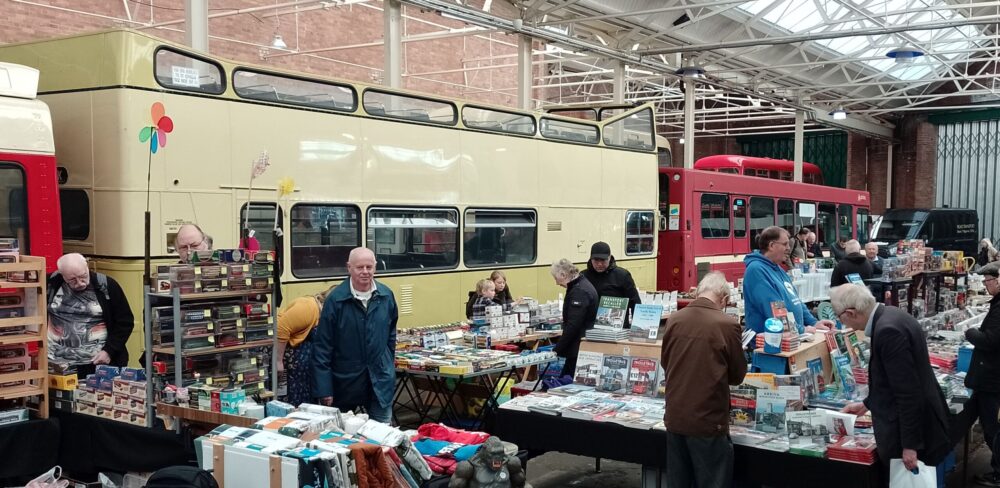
365, 396, 393, 424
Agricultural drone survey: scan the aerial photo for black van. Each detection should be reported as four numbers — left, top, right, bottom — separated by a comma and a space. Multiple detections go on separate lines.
871, 208, 979, 257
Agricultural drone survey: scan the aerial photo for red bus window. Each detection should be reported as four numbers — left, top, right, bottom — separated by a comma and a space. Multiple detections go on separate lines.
857, 208, 871, 244
838, 204, 853, 241
777, 199, 795, 235
719, 168, 739, 174
733, 198, 747, 238
0, 164, 27, 250
750, 197, 775, 245
817, 203, 837, 247
700, 193, 730, 239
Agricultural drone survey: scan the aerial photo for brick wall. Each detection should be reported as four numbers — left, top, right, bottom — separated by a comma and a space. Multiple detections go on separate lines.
1, 0, 520, 106
893, 115, 938, 209
665, 135, 740, 167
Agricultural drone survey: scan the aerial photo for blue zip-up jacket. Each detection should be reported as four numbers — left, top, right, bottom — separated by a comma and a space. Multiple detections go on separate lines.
312, 279, 398, 409
742, 251, 816, 334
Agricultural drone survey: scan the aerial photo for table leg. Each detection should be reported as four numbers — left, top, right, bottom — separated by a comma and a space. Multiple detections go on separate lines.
964, 426, 970, 488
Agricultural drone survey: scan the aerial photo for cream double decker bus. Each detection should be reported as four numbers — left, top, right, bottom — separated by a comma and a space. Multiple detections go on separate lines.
0, 29, 659, 360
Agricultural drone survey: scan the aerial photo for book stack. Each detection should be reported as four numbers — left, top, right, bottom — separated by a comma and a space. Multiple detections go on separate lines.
826, 435, 878, 465
585, 328, 630, 342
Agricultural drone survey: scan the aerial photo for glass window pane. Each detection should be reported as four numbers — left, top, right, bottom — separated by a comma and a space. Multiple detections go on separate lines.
540, 118, 599, 144
60, 189, 89, 240
461, 106, 535, 136
240, 203, 283, 251
233, 69, 356, 112
603, 109, 653, 150
777, 199, 795, 235
154, 48, 225, 94
817, 203, 837, 248
463, 209, 536, 267
0, 165, 27, 249
750, 197, 774, 245
857, 209, 870, 244
625, 210, 655, 255
367, 208, 458, 271
700, 194, 730, 239
290, 204, 361, 278
796, 202, 816, 237
362, 90, 456, 124
547, 108, 597, 121
733, 198, 747, 239
838, 204, 853, 241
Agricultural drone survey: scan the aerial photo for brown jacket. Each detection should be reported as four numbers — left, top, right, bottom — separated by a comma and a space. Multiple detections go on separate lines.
660, 297, 747, 437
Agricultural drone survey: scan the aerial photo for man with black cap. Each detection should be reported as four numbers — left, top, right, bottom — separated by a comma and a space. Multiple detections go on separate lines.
965, 262, 1000, 486
581, 241, 642, 328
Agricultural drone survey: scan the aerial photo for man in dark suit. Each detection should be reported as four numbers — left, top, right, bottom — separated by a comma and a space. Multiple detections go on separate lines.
832, 284, 952, 479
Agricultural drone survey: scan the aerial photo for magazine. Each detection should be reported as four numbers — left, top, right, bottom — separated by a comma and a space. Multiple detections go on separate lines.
599, 355, 631, 394
629, 304, 663, 341
626, 358, 658, 397
573, 351, 604, 387
754, 390, 786, 434
595, 296, 629, 329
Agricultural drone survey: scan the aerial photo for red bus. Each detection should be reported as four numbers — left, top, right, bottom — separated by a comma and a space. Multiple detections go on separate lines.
657, 167, 870, 291
0, 63, 63, 272
695, 154, 825, 185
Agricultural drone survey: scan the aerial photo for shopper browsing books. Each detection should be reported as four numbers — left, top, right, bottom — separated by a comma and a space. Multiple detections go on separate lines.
550, 258, 598, 377
581, 242, 641, 328
277, 287, 333, 406
830, 240, 874, 287
660, 272, 747, 488
742, 226, 835, 337
490, 270, 514, 307
832, 284, 952, 480
963, 262, 1000, 486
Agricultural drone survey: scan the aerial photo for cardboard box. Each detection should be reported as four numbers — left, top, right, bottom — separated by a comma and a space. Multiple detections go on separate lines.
95, 391, 114, 408
120, 367, 146, 381
112, 408, 130, 423
76, 387, 96, 403
50, 388, 78, 401
49, 373, 79, 391
75, 401, 96, 416
85, 374, 99, 389
129, 412, 147, 427
128, 381, 147, 400
95, 365, 120, 379
0, 408, 28, 426
127, 398, 146, 415
113, 378, 131, 396
98, 378, 114, 392
49, 398, 75, 413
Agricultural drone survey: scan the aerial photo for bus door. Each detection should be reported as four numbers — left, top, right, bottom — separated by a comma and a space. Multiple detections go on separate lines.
732, 196, 750, 256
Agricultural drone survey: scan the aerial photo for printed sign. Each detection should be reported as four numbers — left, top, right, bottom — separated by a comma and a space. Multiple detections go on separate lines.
171, 65, 201, 88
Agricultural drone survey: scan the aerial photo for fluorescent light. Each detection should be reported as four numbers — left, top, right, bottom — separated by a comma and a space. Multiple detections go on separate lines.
886, 47, 925, 64
674, 66, 705, 78
829, 107, 847, 120
679, 138, 685, 144
271, 34, 288, 49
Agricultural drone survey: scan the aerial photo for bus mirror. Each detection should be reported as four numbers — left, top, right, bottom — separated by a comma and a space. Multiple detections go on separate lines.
659, 215, 668, 231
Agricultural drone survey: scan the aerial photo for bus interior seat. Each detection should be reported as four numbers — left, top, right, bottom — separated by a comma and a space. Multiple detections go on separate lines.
365, 104, 386, 116
407, 110, 431, 122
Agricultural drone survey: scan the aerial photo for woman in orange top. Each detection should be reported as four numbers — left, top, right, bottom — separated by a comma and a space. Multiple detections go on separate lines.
277, 287, 332, 406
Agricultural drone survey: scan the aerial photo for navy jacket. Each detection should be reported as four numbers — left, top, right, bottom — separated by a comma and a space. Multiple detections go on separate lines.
865, 305, 952, 465
965, 293, 1000, 392
553, 275, 598, 361
312, 280, 398, 409
581, 256, 641, 328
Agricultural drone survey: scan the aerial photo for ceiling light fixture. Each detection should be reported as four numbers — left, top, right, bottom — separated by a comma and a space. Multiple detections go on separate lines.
886, 47, 924, 63
271, 34, 288, 49
679, 138, 685, 144
674, 66, 705, 78
829, 107, 847, 120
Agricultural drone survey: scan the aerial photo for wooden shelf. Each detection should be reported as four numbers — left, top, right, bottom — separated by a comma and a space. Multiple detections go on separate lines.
0, 384, 44, 401
152, 339, 275, 357
156, 402, 256, 427
0, 370, 45, 383
0, 315, 44, 329
148, 289, 273, 301
0, 281, 42, 289
0, 333, 43, 345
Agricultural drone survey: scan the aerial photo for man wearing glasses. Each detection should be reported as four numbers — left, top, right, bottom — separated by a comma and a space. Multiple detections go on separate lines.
174, 224, 212, 263
964, 262, 1000, 486
833, 284, 951, 483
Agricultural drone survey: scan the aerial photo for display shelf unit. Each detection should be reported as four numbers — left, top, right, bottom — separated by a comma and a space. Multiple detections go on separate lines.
143, 284, 278, 430
0, 255, 48, 419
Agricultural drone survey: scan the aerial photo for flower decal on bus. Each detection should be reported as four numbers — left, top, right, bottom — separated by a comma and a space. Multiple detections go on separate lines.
138, 102, 174, 154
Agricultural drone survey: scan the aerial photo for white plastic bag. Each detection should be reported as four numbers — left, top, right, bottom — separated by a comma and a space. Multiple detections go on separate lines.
25, 466, 69, 488
889, 459, 937, 488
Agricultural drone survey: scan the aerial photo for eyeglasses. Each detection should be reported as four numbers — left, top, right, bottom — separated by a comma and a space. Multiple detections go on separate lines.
986, 277, 998, 284
177, 239, 205, 252
836, 308, 855, 320
774, 240, 790, 247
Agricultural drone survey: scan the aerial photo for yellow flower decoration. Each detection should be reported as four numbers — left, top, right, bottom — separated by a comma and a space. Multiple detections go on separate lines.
276, 177, 295, 199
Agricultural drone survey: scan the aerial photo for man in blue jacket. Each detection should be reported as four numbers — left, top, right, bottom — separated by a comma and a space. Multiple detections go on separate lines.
313, 247, 398, 424
743, 226, 834, 336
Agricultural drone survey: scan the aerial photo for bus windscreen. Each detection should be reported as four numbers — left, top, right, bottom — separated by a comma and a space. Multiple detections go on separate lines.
874, 211, 928, 241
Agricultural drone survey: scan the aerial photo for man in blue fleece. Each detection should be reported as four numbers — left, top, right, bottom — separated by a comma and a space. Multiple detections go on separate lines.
743, 226, 835, 336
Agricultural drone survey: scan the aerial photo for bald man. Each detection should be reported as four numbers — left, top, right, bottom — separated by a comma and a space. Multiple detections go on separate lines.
174, 223, 212, 263
312, 248, 398, 423
47, 253, 134, 375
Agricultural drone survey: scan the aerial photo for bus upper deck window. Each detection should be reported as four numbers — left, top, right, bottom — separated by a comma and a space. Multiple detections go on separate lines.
154, 48, 225, 94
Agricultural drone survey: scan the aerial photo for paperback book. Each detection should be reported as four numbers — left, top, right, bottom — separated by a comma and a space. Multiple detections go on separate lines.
729, 388, 757, 428
754, 390, 786, 434
573, 351, 604, 387
627, 358, 658, 397
629, 304, 663, 342
599, 355, 631, 394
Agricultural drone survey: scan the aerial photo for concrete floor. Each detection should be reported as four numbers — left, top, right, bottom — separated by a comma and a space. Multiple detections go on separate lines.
523, 442, 994, 487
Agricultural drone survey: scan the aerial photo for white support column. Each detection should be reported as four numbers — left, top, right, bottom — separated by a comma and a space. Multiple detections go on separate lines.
613, 60, 626, 105
383, 0, 402, 89
185, 0, 208, 52
886, 143, 894, 209
683, 78, 695, 169
517, 35, 532, 110
793, 110, 805, 182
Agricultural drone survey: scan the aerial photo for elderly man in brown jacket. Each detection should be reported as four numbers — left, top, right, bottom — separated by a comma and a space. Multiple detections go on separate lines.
660, 271, 747, 488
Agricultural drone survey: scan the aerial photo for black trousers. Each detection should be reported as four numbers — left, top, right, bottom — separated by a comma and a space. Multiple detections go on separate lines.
974, 391, 1000, 474
666, 431, 734, 488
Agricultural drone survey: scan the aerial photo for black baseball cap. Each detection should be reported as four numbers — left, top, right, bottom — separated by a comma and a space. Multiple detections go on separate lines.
590, 242, 611, 260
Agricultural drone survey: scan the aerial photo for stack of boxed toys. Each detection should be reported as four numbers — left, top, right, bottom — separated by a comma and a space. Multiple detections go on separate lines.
469, 299, 562, 346
58, 365, 147, 426
753, 302, 801, 352
0, 238, 38, 284
397, 323, 466, 350
726, 371, 876, 463
151, 301, 273, 352
394, 344, 556, 375
155, 354, 271, 411
153, 249, 274, 295
195, 402, 456, 486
